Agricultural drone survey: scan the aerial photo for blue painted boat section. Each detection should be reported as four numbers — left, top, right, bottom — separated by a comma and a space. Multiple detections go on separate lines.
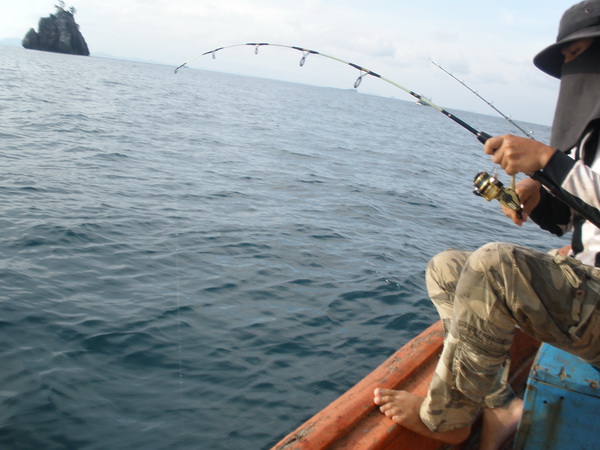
514, 344, 600, 449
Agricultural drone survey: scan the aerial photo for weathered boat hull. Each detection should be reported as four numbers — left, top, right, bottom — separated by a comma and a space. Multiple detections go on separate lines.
515, 343, 600, 448
273, 321, 540, 449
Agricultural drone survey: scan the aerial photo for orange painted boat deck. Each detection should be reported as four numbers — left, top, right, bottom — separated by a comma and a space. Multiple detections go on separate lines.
273, 321, 540, 450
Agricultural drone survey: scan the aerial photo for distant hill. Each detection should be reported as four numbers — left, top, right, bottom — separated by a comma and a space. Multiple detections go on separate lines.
0, 38, 21, 47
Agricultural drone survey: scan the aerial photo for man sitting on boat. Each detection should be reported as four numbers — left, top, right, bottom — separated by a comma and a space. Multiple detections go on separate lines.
374, 1, 600, 449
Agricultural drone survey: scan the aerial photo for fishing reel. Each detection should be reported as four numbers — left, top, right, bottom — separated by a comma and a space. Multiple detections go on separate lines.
473, 171, 523, 218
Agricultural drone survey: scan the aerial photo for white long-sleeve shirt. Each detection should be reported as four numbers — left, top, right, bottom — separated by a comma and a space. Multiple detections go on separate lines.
530, 124, 600, 267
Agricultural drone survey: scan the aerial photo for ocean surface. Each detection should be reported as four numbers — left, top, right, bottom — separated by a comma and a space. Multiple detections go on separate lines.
0, 45, 563, 449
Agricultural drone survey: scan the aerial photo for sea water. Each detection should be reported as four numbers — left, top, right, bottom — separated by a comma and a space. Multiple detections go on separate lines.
0, 45, 562, 449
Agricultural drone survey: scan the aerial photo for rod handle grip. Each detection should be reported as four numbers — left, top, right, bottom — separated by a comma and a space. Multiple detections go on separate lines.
477, 131, 492, 144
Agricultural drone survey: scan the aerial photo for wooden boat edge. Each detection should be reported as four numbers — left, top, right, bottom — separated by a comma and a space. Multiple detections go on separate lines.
272, 321, 540, 450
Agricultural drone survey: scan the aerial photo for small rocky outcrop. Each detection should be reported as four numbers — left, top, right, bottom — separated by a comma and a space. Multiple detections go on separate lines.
22, 4, 89, 56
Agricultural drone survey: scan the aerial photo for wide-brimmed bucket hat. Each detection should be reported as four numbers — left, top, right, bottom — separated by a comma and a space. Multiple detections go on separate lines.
534, 0, 600, 78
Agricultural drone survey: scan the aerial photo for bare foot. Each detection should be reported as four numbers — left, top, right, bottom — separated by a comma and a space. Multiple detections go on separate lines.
557, 244, 572, 256
373, 388, 470, 444
480, 397, 523, 450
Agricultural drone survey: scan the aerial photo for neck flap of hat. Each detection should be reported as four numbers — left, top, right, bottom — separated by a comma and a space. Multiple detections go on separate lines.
551, 40, 600, 150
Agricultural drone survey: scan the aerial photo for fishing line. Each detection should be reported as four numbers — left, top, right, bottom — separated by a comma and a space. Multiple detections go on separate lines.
175, 233, 184, 430
425, 61, 600, 227
172, 193, 185, 440
429, 59, 533, 214
175, 42, 600, 228
430, 59, 535, 139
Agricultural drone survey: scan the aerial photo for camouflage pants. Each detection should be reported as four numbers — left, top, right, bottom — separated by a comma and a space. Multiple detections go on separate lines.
419, 242, 600, 432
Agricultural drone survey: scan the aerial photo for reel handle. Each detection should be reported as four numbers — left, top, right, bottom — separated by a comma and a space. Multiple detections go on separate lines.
473, 172, 523, 218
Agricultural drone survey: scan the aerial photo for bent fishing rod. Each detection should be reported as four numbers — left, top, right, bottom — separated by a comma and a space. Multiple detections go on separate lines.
175, 42, 600, 229
175, 43, 491, 143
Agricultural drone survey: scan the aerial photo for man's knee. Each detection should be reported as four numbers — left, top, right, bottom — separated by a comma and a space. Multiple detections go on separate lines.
454, 243, 521, 335
426, 249, 470, 285
426, 249, 470, 318
466, 242, 516, 276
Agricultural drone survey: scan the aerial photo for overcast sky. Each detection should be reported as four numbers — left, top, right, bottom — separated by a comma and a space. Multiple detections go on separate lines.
1, 1, 580, 125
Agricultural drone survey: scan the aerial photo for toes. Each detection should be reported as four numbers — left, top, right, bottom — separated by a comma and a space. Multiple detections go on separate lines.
378, 403, 390, 413
373, 389, 419, 425
373, 388, 397, 405
379, 402, 400, 417
373, 388, 393, 405
380, 405, 394, 417
376, 388, 394, 396
373, 388, 382, 405
390, 415, 403, 425
384, 408, 405, 423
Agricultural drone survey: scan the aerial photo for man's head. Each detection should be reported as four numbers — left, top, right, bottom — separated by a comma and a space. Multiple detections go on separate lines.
534, 0, 600, 78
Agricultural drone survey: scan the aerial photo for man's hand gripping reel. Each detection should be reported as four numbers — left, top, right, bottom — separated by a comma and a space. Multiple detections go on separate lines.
473, 132, 524, 219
